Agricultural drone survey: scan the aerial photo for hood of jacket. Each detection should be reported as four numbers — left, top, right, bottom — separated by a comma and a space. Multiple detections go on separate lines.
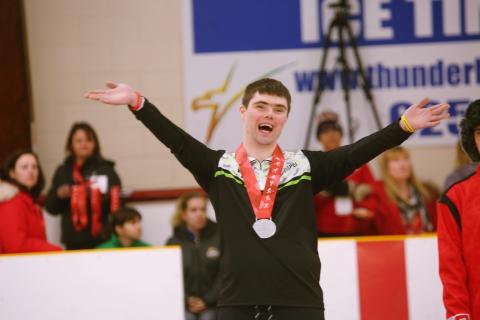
173, 219, 218, 241
0, 181, 19, 203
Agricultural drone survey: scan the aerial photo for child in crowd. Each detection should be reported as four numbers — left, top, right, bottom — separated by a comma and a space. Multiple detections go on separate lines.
97, 207, 150, 249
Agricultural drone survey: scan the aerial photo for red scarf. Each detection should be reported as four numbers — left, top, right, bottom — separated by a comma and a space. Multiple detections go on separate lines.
70, 163, 120, 236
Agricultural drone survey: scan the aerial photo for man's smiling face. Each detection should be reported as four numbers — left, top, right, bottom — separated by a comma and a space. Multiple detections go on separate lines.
240, 92, 289, 147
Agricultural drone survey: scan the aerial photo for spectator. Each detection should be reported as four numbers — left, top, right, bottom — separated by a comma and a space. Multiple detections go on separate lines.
0, 150, 62, 253
373, 147, 438, 234
443, 140, 477, 191
45, 122, 122, 250
166, 192, 220, 320
314, 111, 376, 236
438, 99, 480, 319
97, 207, 150, 248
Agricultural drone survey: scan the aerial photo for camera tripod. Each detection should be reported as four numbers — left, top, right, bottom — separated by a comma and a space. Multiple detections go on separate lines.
304, 0, 382, 147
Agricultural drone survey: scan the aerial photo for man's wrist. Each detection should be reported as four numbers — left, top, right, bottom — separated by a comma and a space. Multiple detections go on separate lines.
399, 117, 414, 133
400, 114, 415, 133
128, 91, 143, 111
399, 119, 409, 132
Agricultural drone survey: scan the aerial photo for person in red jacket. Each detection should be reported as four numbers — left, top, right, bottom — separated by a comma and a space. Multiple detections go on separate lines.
437, 99, 480, 320
0, 150, 62, 253
314, 111, 377, 236
372, 146, 438, 234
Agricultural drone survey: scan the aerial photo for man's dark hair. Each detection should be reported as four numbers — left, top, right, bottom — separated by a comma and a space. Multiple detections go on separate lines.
460, 99, 480, 161
0, 149, 45, 199
110, 207, 142, 235
65, 122, 101, 157
242, 78, 291, 113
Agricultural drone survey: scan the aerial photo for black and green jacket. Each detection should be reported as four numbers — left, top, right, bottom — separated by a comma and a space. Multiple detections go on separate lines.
135, 99, 411, 308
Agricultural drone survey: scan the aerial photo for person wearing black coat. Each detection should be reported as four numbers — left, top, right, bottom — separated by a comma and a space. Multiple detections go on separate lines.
166, 191, 221, 320
45, 122, 122, 250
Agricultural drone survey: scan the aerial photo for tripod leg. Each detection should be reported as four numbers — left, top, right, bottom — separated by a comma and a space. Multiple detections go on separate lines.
344, 22, 383, 130
337, 21, 354, 143
304, 16, 338, 148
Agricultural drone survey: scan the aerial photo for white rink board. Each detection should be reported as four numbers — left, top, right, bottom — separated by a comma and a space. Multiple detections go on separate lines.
318, 240, 360, 320
0, 247, 184, 320
405, 237, 446, 320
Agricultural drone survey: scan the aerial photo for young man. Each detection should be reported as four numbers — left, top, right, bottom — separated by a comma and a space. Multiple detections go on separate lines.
437, 100, 480, 320
86, 79, 448, 320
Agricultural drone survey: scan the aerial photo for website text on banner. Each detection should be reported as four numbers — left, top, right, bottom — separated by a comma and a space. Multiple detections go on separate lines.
182, 0, 480, 150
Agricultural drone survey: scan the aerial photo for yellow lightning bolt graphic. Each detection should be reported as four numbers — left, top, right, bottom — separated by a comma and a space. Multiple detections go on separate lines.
191, 62, 296, 144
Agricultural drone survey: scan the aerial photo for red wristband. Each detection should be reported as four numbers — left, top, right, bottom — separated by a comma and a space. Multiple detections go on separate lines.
129, 91, 142, 111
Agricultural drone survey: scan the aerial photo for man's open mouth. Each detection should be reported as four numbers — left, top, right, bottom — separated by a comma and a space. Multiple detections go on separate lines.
258, 123, 273, 132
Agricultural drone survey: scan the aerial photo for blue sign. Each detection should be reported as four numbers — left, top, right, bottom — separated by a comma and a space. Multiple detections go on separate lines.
192, 0, 480, 53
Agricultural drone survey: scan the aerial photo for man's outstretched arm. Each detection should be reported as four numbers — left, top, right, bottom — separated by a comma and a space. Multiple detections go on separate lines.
306, 98, 449, 192
85, 82, 223, 190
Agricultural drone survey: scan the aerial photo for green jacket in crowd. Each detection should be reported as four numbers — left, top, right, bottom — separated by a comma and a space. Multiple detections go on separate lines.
96, 234, 150, 249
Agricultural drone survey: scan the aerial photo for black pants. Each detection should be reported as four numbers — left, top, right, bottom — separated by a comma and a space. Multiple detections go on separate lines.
217, 306, 325, 320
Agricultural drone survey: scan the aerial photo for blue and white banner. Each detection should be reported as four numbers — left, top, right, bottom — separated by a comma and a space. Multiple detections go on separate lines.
182, 0, 480, 150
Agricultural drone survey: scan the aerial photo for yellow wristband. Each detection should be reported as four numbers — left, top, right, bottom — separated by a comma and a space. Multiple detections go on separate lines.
401, 115, 415, 133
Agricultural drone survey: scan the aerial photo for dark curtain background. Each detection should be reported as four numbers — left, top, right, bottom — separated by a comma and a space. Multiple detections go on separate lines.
0, 0, 32, 164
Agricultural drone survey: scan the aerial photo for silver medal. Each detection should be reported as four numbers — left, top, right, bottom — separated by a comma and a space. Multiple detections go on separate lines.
252, 219, 277, 239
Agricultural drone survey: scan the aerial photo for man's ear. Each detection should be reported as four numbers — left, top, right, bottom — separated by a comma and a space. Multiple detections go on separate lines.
239, 105, 247, 119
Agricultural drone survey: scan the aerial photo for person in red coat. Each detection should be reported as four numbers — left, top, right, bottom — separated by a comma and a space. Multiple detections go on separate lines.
314, 111, 376, 237
372, 147, 438, 235
437, 99, 480, 320
0, 150, 62, 253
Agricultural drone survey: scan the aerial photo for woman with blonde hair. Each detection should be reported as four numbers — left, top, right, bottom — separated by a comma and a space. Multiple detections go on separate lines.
166, 191, 220, 320
372, 147, 438, 234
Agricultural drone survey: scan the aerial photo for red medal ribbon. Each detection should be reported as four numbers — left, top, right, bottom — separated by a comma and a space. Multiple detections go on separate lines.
110, 185, 121, 213
70, 162, 104, 236
90, 187, 102, 236
235, 144, 284, 220
71, 163, 88, 231
71, 184, 88, 231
